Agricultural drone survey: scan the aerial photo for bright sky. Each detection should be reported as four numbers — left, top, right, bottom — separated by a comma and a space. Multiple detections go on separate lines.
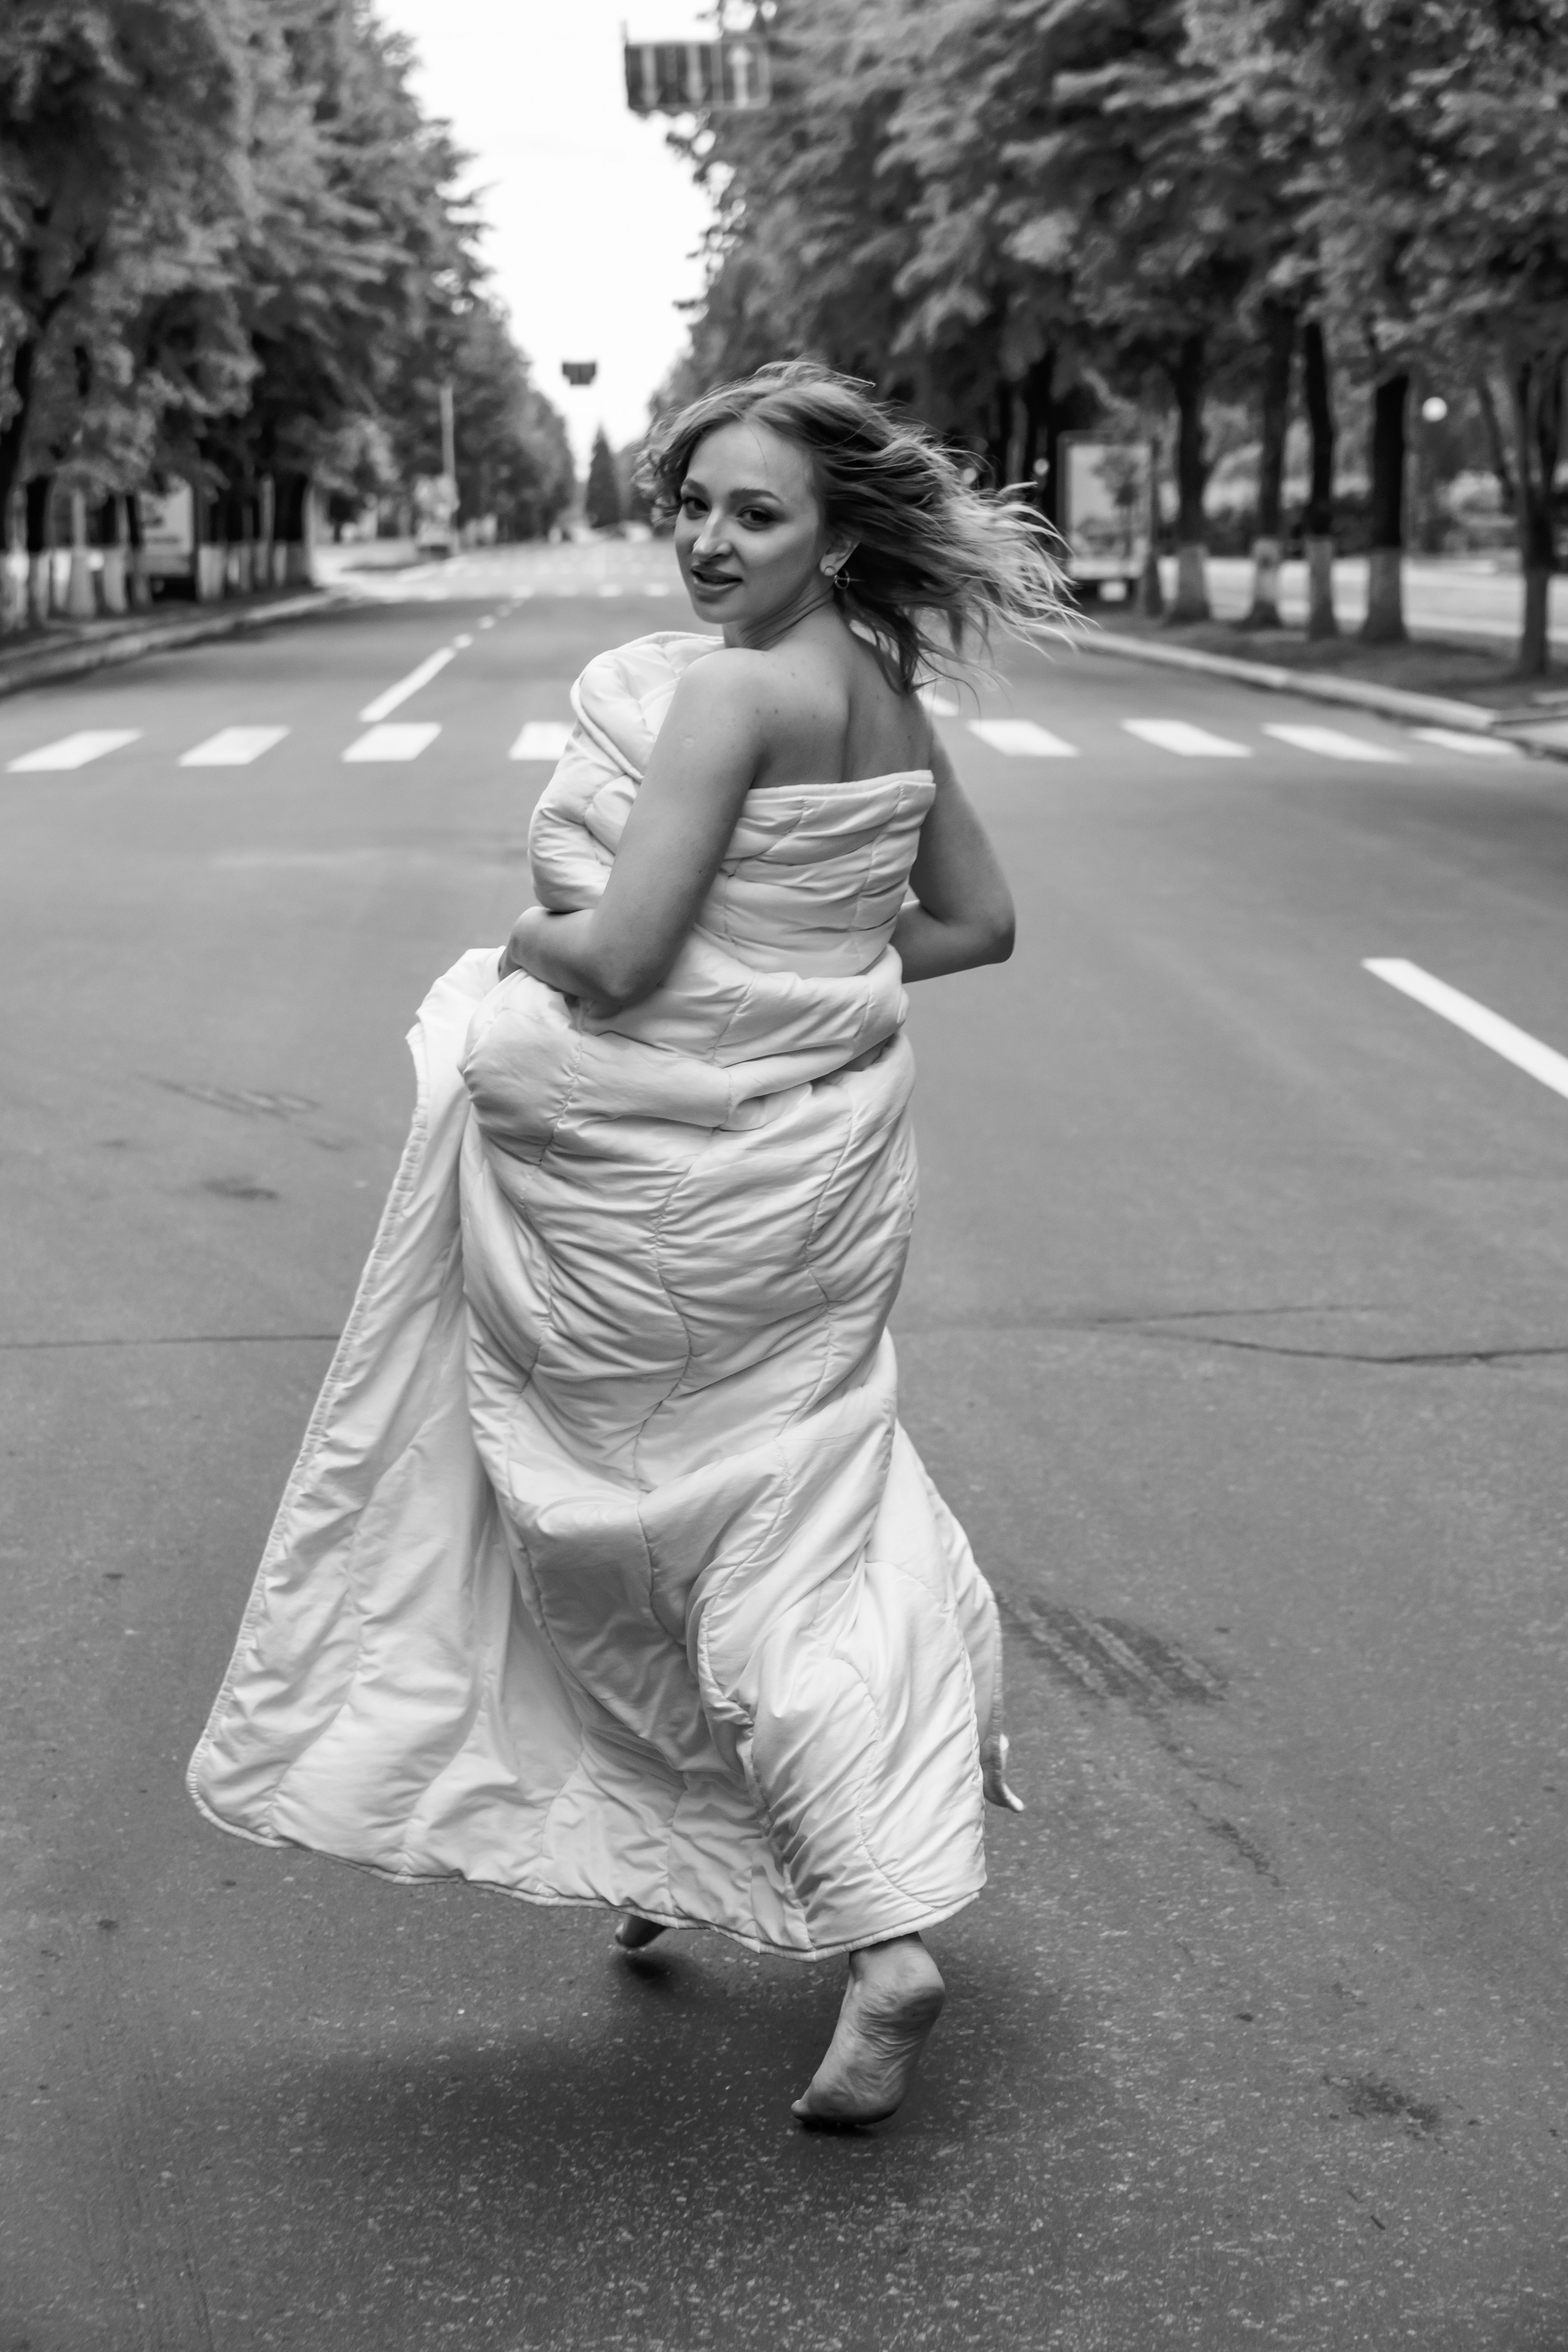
372, 0, 718, 465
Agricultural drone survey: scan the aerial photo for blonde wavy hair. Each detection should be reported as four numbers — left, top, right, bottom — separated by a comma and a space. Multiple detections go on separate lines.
640, 360, 1071, 694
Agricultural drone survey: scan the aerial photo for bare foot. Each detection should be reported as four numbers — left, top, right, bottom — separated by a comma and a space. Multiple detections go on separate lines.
791, 1935, 945, 2127
614, 1914, 667, 1950
981, 1730, 1025, 1812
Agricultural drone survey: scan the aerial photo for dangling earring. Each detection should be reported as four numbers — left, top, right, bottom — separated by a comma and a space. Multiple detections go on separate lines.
820, 556, 845, 584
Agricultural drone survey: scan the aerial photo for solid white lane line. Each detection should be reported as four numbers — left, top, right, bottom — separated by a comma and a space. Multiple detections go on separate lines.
1121, 719, 1251, 758
508, 721, 574, 762
7, 729, 141, 772
358, 647, 456, 723
342, 722, 441, 763
1410, 727, 1521, 758
1364, 958, 1568, 1104
1265, 722, 1408, 763
179, 726, 290, 768
968, 718, 1078, 757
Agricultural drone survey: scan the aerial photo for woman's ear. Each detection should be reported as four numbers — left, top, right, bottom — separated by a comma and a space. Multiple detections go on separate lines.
818, 540, 857, 583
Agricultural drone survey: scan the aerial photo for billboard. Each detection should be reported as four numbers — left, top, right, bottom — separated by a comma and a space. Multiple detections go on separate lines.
1058, 438, 1152, 581
136, 484, 195, 578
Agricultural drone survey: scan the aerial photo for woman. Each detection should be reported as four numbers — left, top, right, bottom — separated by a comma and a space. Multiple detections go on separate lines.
190, 361, 1063, 2128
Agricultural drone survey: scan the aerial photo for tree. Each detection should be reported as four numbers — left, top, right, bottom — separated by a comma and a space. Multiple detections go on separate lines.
0, 0, 253, 535
584, 426, 621, 530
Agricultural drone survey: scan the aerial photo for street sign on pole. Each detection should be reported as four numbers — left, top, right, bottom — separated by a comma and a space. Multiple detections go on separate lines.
562, 361, 598, 387
624, 38, 770, 115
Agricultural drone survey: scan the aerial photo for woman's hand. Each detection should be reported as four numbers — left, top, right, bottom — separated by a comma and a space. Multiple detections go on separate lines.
891, 735, 1015, 982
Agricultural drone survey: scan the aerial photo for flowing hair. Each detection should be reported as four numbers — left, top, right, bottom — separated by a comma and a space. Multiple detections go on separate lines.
640, 360, 1073, 694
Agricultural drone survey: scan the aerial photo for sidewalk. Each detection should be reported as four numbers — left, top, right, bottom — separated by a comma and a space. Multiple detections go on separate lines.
0, 585, 344, 700
1083, 555, 1568, 761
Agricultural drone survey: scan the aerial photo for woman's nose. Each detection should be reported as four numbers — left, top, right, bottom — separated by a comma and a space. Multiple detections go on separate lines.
692, 514, 730, 558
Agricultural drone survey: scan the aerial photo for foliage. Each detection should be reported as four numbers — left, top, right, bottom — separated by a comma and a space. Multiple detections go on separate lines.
669, 0, 1568, 665
0, 0, 572, 553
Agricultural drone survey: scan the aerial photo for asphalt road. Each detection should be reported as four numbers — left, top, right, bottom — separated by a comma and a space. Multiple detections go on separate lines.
3, 544, 1566, 2352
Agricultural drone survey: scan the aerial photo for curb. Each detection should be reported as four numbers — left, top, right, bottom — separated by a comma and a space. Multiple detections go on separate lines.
1074, 624, 1568, 762
0, 590, 351, 701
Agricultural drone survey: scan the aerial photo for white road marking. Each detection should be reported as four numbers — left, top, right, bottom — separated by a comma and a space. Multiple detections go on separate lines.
479, 617, 495, 630
7, 729, 141, 772
342, 723, 441, 763
179, 726, 289, 768
509, 721, 574, 762
1364, 958, 1568, 1103
452, 633, 474, 649
1121, 719, 1251, 757
358, 647, 456, 722
968, 719, 1078, 757
1264, 722, 1408, 763
1410, 727, 1521, 758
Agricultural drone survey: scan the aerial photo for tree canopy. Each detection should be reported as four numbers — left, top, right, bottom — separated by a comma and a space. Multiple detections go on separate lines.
673, 0, 1568, 668
0, 0, 572, 566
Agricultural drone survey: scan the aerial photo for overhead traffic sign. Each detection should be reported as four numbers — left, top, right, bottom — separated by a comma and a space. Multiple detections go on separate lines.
624, 38, 771, 115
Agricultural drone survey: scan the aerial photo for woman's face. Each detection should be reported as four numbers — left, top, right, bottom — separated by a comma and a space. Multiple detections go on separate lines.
674, 420, 843, 636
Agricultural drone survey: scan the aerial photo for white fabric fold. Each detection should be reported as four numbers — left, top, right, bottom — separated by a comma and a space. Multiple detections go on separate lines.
190, 631, 1003, 1957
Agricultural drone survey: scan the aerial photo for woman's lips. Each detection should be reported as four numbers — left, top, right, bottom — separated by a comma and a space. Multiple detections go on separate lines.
691, 570, 740, 590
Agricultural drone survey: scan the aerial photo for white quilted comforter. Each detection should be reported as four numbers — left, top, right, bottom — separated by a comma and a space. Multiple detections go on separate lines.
189, 631, 1003, 1957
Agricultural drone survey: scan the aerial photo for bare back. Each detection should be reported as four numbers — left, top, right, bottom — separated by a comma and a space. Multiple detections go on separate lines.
736, 616, 933, 790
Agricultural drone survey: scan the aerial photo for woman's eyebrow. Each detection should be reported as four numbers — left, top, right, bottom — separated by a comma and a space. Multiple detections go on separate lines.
684, 478, 784, 503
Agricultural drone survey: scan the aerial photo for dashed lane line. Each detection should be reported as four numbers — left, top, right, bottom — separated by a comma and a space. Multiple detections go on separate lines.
509, 722, 575, 763
1411, 728, 1521, 759
179, 727, 290, 768
7, 729, 141, 772
358, 647, 457, 723
1364, 958, 1568, 1105
342, 722, 441, 764
1121, 718, 1251, 757
968, 719, 1079, 758
1265, 723, 1409, 763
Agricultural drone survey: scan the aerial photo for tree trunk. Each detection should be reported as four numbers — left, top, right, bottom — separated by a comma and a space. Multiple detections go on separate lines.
1361, 371, 1408, 643
25, 473, 53, 623
1473, 369, 1515, 515
1301, 319, 1338, 638
0, 340, 37, 545
125, 490, 150, 607
1510, 352, 1563, 678
1168, 333, 1209, 621
1242, 302, 1295, 629
1140, 431, 1165, 617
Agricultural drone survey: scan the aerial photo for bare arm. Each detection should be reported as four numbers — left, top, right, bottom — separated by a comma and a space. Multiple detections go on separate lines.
500, 654, 765, 1013
891, 733, 1015, 981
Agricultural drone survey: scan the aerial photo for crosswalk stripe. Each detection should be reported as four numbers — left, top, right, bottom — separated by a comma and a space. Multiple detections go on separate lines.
342, 723, 441, 763
179, 726, 290, 768
1365, 958, 1568, 1103
7, 729, 141, 772
358, 648, 456, 723
968, 719, 1078, 758
1264, 722, 1408, 763
509, 721, 574, 763
1410, 727, 1521, 758
1122, 719, 1250, 757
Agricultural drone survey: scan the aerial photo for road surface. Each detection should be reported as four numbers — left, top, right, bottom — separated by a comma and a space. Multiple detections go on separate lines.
3, 543, 1566, 2350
